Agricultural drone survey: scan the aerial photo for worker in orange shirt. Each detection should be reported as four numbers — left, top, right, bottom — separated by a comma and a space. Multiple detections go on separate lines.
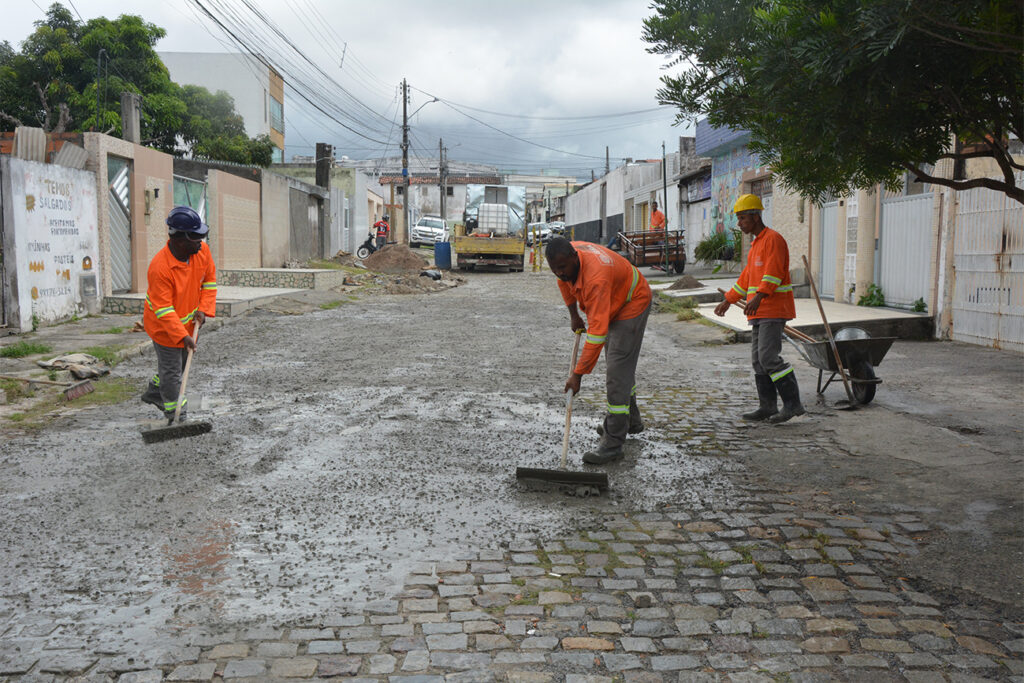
140, 206, 217, 421
546, 237, 652, 465
649, 201, 666, 231
714, 194, 804, 423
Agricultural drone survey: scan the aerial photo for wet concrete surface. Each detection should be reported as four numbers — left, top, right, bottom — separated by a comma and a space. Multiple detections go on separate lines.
2, 269, 1021, 676
0, 273, 743, 655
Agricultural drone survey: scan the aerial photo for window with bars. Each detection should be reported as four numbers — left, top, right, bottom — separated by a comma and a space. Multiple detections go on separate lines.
750, 176, 773, 197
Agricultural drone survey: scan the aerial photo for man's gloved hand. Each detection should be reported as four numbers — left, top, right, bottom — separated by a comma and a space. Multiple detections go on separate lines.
570, 312, 585, 334
564, 372, 582, 396
182, 335, 197, 352
195, 311, 206, 327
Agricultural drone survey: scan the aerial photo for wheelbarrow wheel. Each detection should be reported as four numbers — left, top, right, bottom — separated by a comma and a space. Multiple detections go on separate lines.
850, 360, 876, 404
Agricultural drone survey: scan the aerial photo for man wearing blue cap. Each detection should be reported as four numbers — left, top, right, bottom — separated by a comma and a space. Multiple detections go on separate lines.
140, 206, 217, 420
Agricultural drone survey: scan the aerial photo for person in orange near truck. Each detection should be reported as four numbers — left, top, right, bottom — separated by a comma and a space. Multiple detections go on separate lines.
714, 193, 804, 423
140, 206, 217, 421
546, 237, 652, 465
649, 201, 666, 231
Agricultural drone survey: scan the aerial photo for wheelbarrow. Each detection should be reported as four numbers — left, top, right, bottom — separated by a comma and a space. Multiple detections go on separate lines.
784, 327, 895, 405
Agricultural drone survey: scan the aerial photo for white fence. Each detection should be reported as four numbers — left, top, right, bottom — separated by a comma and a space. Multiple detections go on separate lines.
952, 178, 1024, 352
877, 193, 934, 307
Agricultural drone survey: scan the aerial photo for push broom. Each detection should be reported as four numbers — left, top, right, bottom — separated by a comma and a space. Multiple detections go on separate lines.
516, 331, 610, 493
0, 375, 94, 401
141, 325, 213, 444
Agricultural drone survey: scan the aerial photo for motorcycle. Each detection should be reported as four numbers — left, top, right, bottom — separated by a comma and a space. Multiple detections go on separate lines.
355, 232, 377, 260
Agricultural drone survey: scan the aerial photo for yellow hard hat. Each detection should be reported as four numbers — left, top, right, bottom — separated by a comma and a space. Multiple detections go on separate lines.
733, 194, 764, 214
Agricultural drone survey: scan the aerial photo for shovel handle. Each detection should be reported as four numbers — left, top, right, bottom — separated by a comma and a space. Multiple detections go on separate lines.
801, 255, 856, 403
560, 331, 583, 469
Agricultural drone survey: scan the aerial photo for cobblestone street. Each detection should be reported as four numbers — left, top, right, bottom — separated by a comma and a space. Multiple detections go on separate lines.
1, 271, 1021, 682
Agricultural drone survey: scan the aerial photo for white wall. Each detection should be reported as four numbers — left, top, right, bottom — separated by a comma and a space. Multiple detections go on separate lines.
1, 158, 101, 330
160, 52, 271, 140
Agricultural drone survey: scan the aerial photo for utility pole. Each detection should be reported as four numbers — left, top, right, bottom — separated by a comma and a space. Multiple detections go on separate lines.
439, 138, 446, 222
605, 146, 610, 176
401, 78, 409, 244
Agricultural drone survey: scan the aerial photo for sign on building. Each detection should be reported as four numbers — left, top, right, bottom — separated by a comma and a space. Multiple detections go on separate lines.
1, 157, 100, 330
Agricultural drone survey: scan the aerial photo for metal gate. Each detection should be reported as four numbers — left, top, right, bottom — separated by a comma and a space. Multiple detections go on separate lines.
877, 193, 934, 307
952, 176, 1024, 352
819, 201, 838, 298
107, 157, 132, 293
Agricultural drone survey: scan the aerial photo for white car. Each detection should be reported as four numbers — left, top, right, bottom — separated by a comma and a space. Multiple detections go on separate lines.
525, 222, 551, 246
410, 216, 450, 247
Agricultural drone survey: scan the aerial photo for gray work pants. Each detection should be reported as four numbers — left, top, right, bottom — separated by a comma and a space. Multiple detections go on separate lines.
750, 319, 793, 382
145, 342, 189, 414
376, 236, 386, 250
600, 302, 651, 449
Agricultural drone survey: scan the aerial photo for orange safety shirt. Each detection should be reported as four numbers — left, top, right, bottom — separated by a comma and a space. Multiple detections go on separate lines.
650, 209, 665, 230
723, 227, 796, 321
557, 242, 651, 375
143, 241, 217, 348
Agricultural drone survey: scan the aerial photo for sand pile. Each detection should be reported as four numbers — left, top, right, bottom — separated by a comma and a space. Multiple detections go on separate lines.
363, 244, 429, 273
667, 274, 705, 290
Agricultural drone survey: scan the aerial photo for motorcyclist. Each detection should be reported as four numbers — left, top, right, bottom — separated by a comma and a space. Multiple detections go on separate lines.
373, 214, 390, 250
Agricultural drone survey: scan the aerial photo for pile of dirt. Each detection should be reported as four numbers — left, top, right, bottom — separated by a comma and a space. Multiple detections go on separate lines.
363, 244, 429, 274
667, 274, 705, 290
330, 269, 465, 295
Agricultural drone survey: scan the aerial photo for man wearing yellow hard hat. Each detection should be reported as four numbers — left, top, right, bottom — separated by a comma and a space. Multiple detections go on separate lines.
714, 194, 805, 423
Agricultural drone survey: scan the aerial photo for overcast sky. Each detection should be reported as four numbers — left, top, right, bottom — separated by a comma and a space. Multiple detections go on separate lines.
2, 1, 692, 177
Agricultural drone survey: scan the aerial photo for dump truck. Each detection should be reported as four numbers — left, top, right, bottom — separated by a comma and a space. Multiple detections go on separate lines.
453, 184, 527, 271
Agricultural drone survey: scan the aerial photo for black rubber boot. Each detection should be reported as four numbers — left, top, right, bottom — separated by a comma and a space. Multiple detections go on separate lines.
582, 445, 624, 465
768, 372, 805, 424
742, 374, 778, 421
596, 422, 644, 436
141, 383, 163, 411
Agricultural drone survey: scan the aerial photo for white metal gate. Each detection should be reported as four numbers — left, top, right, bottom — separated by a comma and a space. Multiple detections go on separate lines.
761, 194, 773, 229
952, 177, 1024, 352
107, 157, 132, 293
877, 193, 934, 307
819, 201, 838, 298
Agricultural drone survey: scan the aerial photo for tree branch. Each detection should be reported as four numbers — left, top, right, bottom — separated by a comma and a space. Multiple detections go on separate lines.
0, 111, 25, 128
904, 163, 1024, 205
34, 82, 53, 132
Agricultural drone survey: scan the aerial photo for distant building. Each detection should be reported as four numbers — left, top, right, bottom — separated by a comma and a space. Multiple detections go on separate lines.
159, 52, 285, 163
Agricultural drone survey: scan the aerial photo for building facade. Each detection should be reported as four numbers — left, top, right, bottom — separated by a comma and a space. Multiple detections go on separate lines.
159, 52, 286, 163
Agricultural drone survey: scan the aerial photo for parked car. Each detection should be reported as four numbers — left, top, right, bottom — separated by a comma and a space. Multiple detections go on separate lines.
410, 216, 450, 247
525, 222, 551, 246
547, 221, 566, 237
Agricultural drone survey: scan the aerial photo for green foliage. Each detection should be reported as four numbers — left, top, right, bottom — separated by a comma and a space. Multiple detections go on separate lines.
643, 0, 1024, 204
912, 297, 927, 313
86, 326, 125, 334
857, 284, 886, 307
694, 229, 740, 264
656, 293, 701, 320
0, 3, 274, 166
1, 341, 52, 358
319, 300, 344, 310
76, 344, 125, 367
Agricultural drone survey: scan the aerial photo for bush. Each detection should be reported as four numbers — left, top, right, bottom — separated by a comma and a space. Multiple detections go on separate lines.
694, 229, 741, 264
857, 284, 886, 307
912, 297, 927, 313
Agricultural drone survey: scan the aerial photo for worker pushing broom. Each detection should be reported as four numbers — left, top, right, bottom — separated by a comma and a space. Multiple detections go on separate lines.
545, 237, 652, 465
139, 205, 217, 443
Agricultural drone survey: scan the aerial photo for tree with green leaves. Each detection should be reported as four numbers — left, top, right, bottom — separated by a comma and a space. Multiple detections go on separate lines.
0, 3, 274, 167
643, 0, 1024, 204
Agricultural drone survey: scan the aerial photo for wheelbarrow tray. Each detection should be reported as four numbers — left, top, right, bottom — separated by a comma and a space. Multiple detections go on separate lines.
793, 337, 896, 373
